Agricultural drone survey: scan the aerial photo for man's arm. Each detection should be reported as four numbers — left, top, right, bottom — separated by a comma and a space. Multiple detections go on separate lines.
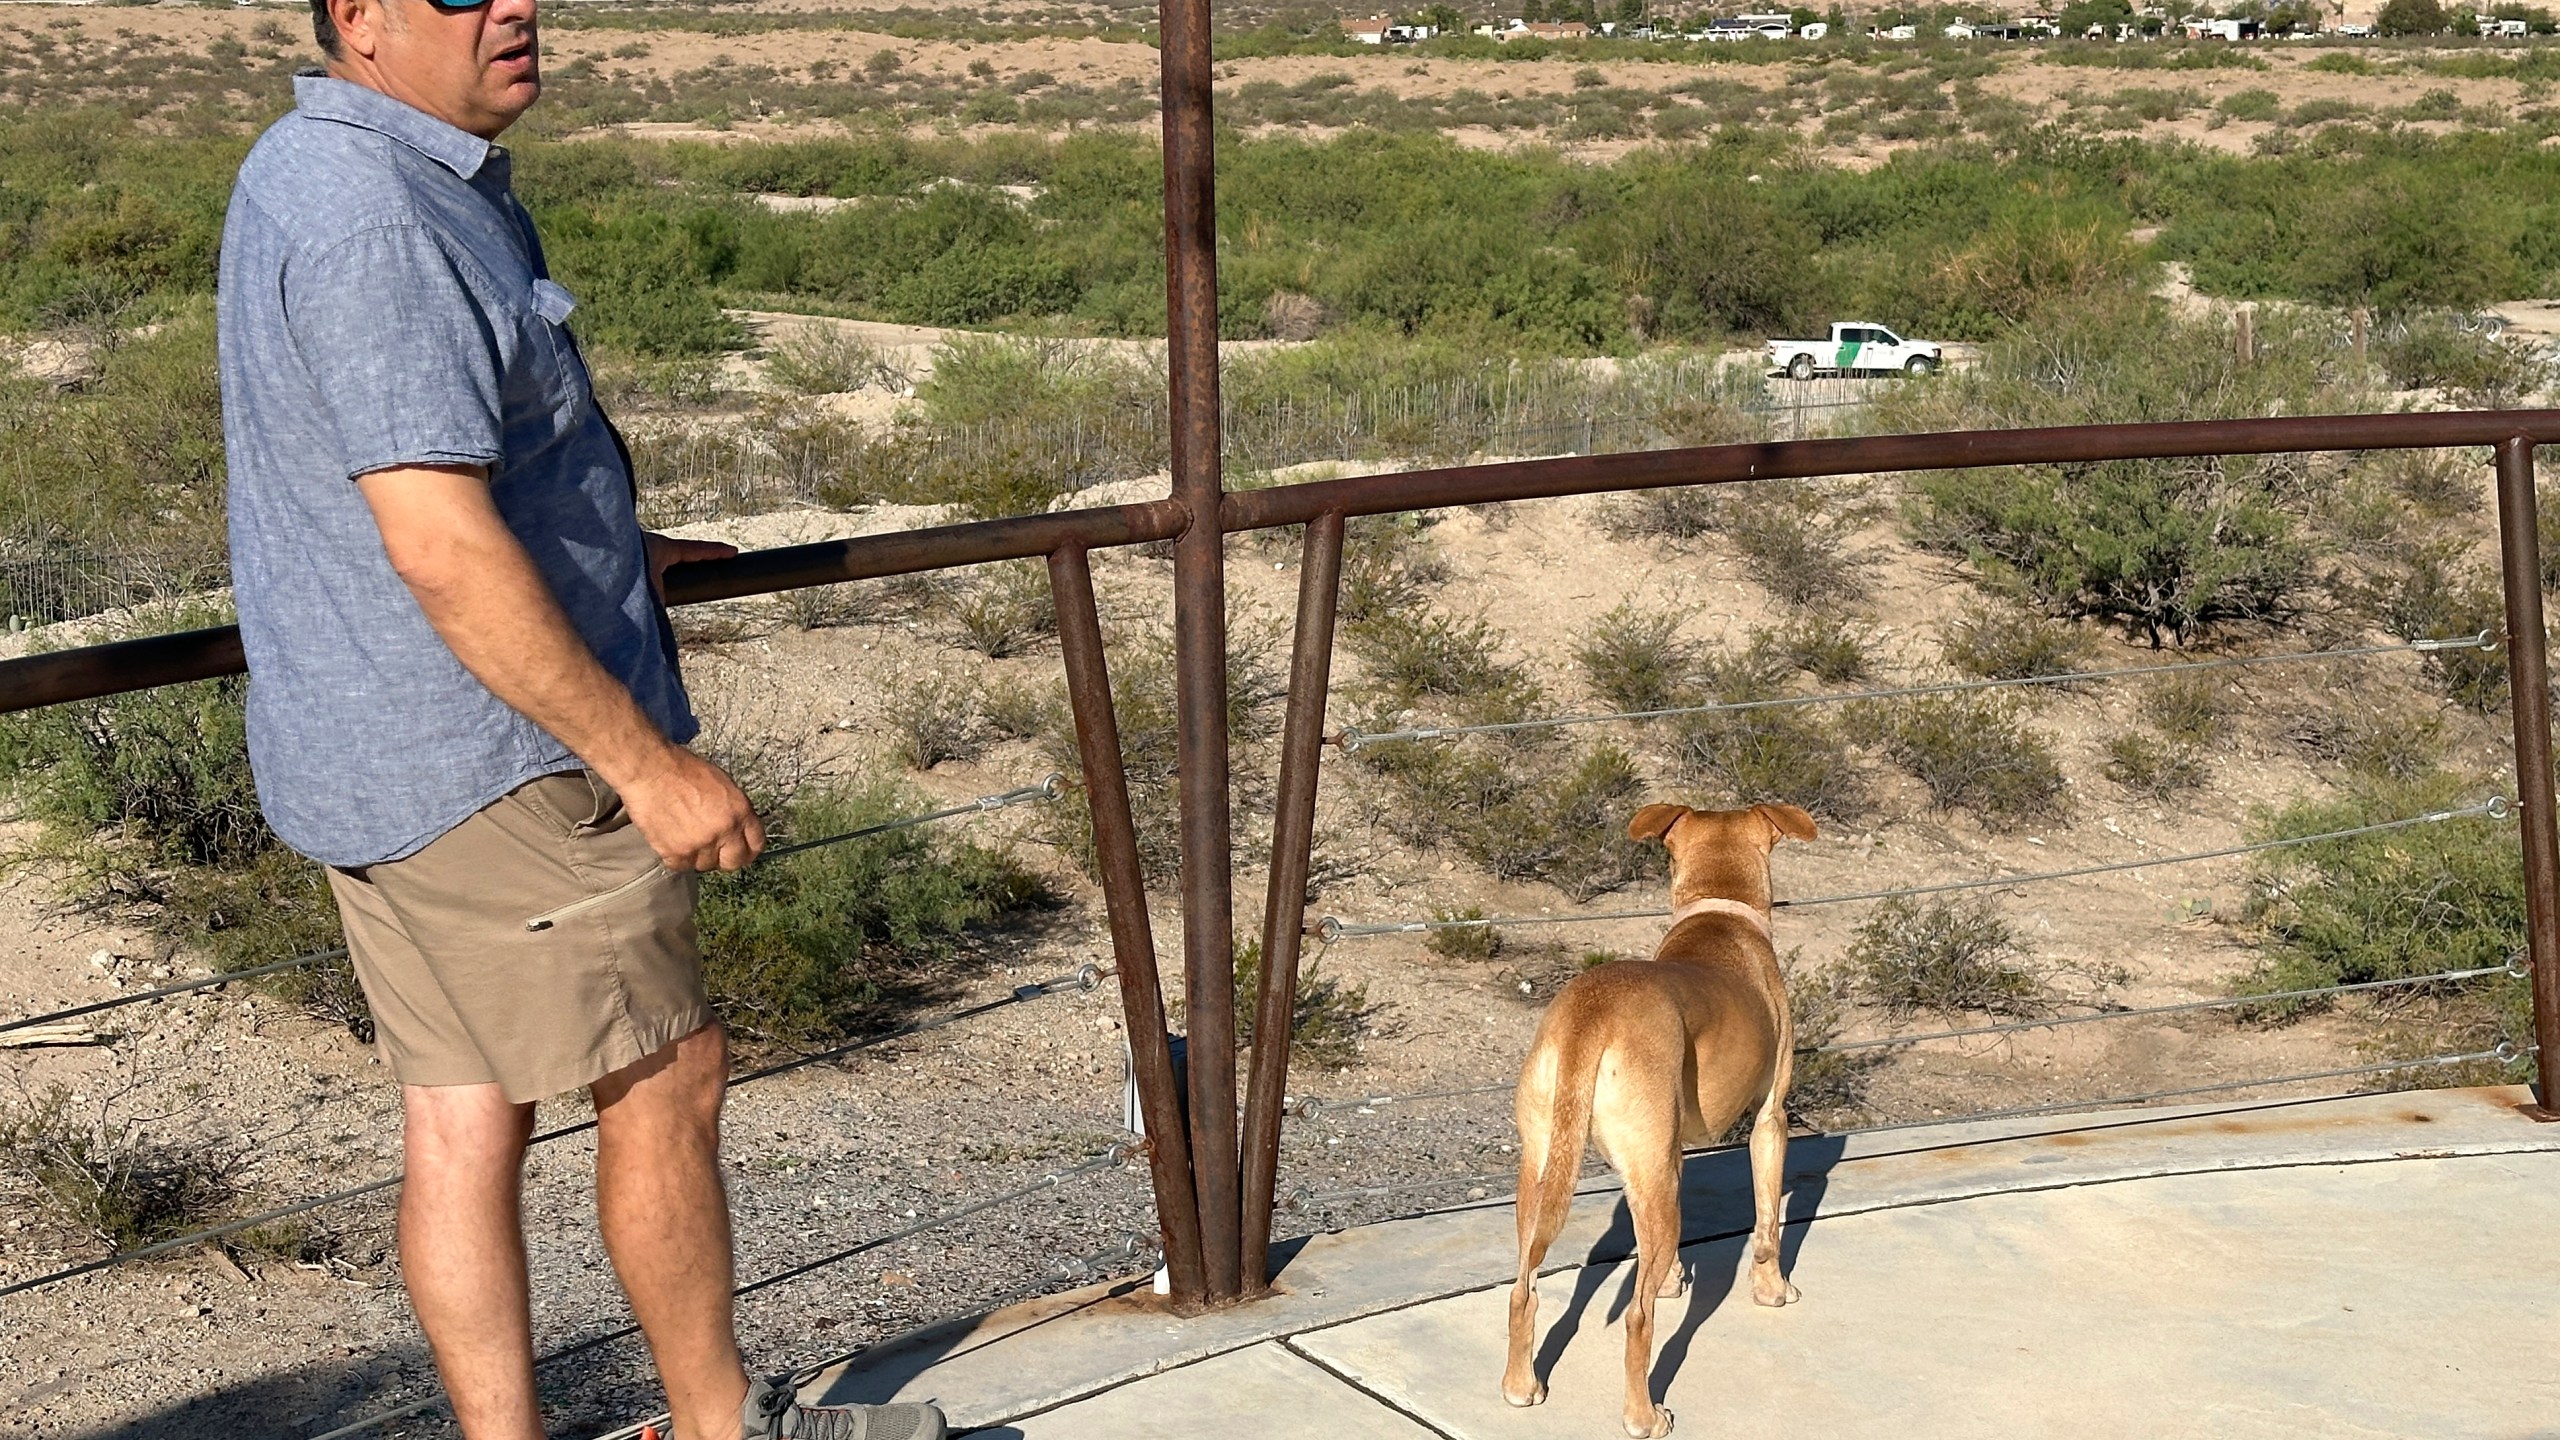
357, 464, 763, 872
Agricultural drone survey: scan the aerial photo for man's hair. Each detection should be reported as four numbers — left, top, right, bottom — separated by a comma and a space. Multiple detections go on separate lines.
311, 0, 342, 59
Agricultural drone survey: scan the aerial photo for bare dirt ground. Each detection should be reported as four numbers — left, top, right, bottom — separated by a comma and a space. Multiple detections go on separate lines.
6, 0, 2546, 161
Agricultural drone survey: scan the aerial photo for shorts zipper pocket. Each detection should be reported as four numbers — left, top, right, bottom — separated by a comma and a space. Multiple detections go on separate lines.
523, 865, 673, 933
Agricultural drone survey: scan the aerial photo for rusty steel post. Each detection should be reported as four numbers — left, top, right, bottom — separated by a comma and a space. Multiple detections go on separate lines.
1240, 511, 1347, 1289
1158, 0, 1243, 1296
1047, 546, 1212, 1294
2492, 437, 2560, 1117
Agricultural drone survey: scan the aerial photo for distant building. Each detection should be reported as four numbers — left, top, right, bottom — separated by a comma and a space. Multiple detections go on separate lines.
1505, 20, 1592, 38
1339, 14, 1396, 42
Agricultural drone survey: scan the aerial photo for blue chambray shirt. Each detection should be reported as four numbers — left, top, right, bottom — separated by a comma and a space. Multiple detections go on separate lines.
218, 74, 695, 867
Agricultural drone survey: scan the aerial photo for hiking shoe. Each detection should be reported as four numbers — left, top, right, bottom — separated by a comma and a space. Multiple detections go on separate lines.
740, 1373, 948, 1440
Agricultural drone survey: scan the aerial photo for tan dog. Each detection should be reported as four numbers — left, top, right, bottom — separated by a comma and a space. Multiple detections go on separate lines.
1501, 801, 1817, 1438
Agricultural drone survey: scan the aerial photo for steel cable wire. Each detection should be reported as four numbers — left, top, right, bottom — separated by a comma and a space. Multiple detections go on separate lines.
1331, 633, 2499, 753
304, 1150, 1129, 1440
0, 966, 1104, 1301
1282, 960, 2529, 1119
1291, 1044, 2535, 1212
1313, 797, 2511, 941
0, 776, 1065, 1038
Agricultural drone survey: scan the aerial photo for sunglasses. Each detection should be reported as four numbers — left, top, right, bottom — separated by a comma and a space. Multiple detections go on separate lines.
418, 0, 498, 10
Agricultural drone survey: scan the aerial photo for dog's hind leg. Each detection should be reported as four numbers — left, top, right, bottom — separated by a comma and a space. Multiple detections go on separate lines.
1618, 1143, 1682, 1439
1503, 1050, 1587, 1408
1746, 1084, 1801, 1308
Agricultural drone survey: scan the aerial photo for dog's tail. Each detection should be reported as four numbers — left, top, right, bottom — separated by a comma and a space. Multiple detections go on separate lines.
1512, 1022, 1605, 1264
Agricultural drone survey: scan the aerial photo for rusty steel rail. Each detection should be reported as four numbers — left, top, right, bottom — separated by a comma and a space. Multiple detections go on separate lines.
11, 413, 2560, 721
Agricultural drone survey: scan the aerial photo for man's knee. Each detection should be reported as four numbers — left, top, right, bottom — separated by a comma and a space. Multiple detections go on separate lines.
595, 1020, 728, 1132
403, 1082, 538, 1173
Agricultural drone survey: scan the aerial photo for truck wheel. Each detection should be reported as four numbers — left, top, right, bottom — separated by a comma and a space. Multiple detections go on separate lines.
1904, 355, 1937, 376
1788, 354, 1815, 382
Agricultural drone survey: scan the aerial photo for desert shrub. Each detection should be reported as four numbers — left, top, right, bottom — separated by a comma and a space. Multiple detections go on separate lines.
2376, 313, 2551, 408
0, 1080, 234, 1255
1845, 894, 2051, 1017
1669, 706, 1867, 824
1356, 737, 1657, 899
2237, 773, 2532, 1054
1667, 646, 1869, 821
1425, 906, 1502, 960
0, 607, 363, 1021
1875, 694, 2069, 829
1938, 603, 2092, 682
945, 560, 1058, 658
2369, 548, 2509, 710
695, 773, 1052, 1045
2216, 88, 2282, 122
1896, 299, 2322, 646
1336, 514, 1448, 623
1761, 616, 1875, 685
1036, 629, 1283, 884
2284, 700, 2445, 781
1345, 605, 1542, 725
981, 678, 1060, 741
882, 669, 988, 770
1719, 484, 1877, 608
2102, 731, 2207, 799
2138, 671, 2230, 744
2368, 449, 2473, 522
1605, 486, 1723, 540
764, 325, 906, 395
1604, 481, 1873, 606
1228, 937, 1373, 1068
1914, 451, 2309, 646
0, 665, 262, 871
771, 583, 863, 631
1574, 603, 1697, 714
1783, 957, 1885, 1120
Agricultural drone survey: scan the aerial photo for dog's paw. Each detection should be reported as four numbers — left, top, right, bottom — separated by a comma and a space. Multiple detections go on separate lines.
1622, 1405, 1675, 1437
1502, 1381, 1548, 1409
1752, 1275, 1802, 1308
1657, 1267, 1690, 1301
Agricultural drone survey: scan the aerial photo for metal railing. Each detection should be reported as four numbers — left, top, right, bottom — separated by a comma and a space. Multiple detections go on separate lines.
10, 411, 2558, 1321
0, 0, 2554, 1336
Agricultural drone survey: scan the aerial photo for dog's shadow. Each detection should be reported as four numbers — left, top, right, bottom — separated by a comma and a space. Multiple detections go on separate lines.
1528, 1131, 1846, 1396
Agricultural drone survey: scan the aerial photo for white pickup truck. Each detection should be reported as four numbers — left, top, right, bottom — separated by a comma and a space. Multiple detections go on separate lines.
1767, 322, 1945, 380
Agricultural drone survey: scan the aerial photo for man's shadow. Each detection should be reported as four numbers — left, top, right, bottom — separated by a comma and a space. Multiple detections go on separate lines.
1524, 1131, 1846, 1397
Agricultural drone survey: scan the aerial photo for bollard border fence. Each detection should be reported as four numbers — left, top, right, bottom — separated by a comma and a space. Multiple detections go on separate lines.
0, 0, 2556, 1319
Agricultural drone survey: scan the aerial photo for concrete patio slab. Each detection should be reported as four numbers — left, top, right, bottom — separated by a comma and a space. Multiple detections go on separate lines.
768, 1086, 2560, 1439
958, 1342, 1436, 1440
1300, 1151, 2560, 1439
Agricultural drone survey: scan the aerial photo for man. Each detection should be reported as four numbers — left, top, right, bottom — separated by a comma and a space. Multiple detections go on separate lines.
217, 1, 945, 1436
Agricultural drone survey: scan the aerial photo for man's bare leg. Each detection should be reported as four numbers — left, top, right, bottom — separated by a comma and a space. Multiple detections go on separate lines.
402, 1082, 542, 1440
594, 1023, 751, 1440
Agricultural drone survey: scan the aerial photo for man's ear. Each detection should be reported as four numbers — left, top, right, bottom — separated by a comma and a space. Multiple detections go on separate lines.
1754, 803, 1818, 844
330, 0, 387, 60
1628, 803, 1689, 844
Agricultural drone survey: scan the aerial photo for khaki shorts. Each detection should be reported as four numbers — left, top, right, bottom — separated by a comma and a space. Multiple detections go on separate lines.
326, 770, 712, 1103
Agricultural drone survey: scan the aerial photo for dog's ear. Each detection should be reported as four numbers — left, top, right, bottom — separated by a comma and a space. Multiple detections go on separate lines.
1754, 803, 1818, 844
1627, 803, 1689, 843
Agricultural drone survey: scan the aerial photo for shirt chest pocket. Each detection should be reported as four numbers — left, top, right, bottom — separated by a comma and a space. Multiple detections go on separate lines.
513, 278, 593, 437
